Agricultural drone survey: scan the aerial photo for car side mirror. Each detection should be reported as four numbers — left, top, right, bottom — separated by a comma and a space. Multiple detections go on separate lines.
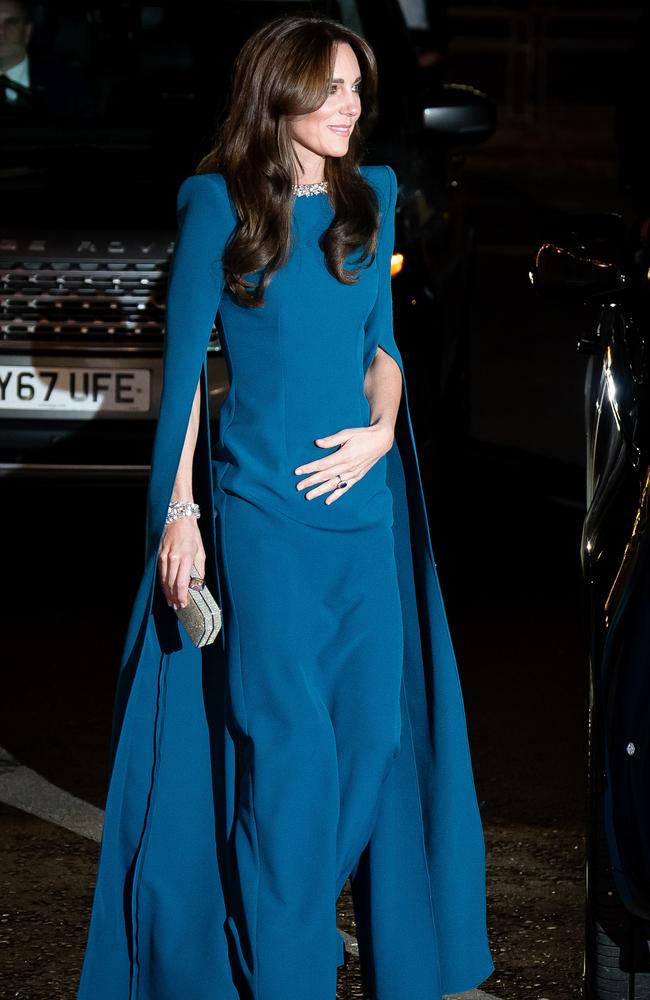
530, 214, 627, 303
422, 83, 496, 146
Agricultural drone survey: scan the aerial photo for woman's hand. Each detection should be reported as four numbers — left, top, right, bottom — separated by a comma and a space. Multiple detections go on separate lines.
158, 518, 206, 609
294, 420, 394, 504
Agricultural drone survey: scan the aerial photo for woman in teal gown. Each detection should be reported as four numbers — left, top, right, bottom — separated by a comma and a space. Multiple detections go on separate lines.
76, 14, 493, 1000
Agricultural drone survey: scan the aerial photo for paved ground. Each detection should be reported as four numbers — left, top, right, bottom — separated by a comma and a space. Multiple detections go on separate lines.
0, 751, 497, 999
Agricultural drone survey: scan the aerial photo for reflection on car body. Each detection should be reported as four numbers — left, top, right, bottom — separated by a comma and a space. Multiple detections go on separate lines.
532, 213, 650, 1000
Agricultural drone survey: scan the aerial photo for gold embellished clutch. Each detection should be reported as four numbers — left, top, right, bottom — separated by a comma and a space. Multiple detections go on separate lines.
175, 564, 222, 647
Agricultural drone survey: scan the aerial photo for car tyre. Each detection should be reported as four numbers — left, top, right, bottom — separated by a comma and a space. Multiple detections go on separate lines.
585, 765, 650, 998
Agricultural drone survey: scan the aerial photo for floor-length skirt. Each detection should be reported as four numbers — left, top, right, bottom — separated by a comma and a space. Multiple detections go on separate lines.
213, 485, 404, 998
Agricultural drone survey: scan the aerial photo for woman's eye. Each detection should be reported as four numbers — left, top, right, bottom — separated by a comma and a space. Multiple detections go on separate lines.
329, 83, 362, 94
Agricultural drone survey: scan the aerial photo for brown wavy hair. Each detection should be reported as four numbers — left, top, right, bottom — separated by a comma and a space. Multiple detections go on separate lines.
195, 13, 381, 308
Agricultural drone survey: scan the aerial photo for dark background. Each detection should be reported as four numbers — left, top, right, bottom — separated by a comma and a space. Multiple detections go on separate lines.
2, 3, 646, 998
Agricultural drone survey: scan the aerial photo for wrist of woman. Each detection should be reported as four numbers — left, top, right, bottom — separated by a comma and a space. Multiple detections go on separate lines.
369, 416, 395, 452
166, 499, 201, 524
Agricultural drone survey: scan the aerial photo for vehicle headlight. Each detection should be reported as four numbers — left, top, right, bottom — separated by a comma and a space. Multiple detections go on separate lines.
390, 253, 404, 278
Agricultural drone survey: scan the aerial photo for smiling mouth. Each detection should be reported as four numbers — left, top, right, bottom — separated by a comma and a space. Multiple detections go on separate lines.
328, 125, 352, 136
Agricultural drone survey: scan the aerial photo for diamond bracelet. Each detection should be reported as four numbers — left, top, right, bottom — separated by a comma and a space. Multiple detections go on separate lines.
165, 499, 201, 524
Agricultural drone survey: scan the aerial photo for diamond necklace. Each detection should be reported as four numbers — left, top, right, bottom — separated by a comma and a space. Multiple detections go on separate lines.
293, 180, 328, 197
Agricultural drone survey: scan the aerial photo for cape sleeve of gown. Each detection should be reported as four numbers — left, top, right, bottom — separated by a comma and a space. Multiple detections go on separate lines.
111, 173, 233, 750
145, 173, 232, 567
358, 163, 495, 993
77, 173, 240, 1000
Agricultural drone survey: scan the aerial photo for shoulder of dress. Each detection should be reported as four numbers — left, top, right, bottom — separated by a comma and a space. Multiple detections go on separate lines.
360, 163, 396, 189
359, 163, 397, 211
175, 171, 235, 219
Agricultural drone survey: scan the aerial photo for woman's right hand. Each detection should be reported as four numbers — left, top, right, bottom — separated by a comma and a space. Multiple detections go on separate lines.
157, 518, 206, 609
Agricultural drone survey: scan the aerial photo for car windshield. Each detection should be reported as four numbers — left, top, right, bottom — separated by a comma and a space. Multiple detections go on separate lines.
0, 0, 416, 226
2, 2, 373, 121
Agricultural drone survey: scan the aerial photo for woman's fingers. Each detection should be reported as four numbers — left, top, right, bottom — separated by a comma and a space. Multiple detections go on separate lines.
157, 521, 206, 609
296, 463, 353, 492
299, 452, 382, 503
301, 466, 354, 494
302, 473, 356, 501
158, 552, 174, 605
169, 554, 194, 608
169, 546, 207, 608
324, 478, 353, 504
294, 426, 390, 495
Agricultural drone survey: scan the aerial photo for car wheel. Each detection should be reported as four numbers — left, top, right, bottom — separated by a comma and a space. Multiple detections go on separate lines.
585, 768, 650, 998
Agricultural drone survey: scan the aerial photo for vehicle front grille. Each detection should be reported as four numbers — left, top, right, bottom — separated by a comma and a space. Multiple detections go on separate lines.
0, 234, 173, 345
0, 233, 222, 351
1, 258, 168, 343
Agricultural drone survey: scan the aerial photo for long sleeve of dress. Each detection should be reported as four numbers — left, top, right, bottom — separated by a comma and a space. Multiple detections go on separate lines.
363, 164, 404, 377
145, 174, 233, 561
162, 175, 229, 390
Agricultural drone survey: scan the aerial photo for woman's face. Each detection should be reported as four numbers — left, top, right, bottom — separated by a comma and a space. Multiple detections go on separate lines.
288, 41, 362, 168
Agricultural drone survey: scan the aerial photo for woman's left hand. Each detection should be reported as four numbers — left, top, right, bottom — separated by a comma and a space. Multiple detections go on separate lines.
294, 421, 394, 504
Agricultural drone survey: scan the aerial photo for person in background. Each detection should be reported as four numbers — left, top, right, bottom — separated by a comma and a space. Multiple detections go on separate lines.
397, 0, 449, 85
0, 0, 96, 118
0, 0, 32, 104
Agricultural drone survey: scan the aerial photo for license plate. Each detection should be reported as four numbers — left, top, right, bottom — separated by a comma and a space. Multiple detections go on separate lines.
0, 365, 151, 413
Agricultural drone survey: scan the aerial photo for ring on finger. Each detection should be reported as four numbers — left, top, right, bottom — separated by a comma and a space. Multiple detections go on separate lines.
335, 473, 348, 490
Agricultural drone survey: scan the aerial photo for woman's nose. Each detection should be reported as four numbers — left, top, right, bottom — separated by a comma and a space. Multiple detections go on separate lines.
340, 90, 360, 115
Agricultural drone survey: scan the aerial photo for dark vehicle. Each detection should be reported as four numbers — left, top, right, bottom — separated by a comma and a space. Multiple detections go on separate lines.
532, 215, 650, 998
0, 0, 494, 483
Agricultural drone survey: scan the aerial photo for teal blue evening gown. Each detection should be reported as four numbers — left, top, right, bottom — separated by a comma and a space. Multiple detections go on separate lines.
75, 165, 494, 1000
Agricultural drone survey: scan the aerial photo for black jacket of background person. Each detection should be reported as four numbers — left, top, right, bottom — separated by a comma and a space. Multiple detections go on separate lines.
3, 53, 97, 120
